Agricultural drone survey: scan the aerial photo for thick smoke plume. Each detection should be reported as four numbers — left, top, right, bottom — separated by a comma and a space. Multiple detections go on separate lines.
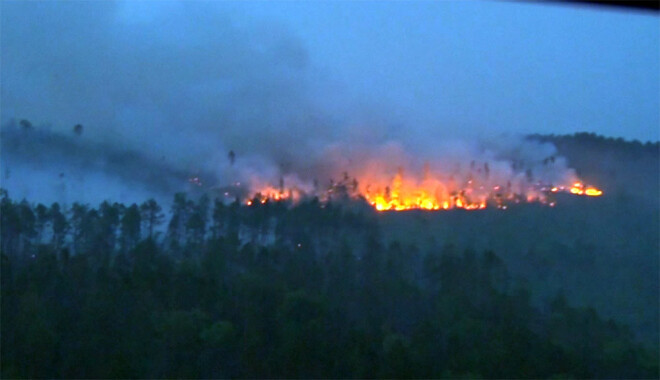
0, 2, 593, 207
1, 119, 587, 210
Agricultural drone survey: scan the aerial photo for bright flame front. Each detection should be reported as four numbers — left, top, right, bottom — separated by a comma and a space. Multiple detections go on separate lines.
242, 168, 602, 211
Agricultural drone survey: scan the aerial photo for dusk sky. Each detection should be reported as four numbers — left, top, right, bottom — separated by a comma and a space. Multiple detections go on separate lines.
2, 0, 658, 157
226, 1, 660, 142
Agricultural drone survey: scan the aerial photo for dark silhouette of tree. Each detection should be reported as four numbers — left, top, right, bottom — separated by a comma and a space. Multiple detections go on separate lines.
211, 199, 226, 239
98, 201, 121, 254
17, 200, 36, 254
0, 191, 20, 255
186, 194, 209, 247
139, 199, 163, 239
0, 193, 657, 379
34, 204, 49, 244
167, 193, 189, 252
49, 203, 68, 251
69, 203, 88, 255
120, 204, 141, 252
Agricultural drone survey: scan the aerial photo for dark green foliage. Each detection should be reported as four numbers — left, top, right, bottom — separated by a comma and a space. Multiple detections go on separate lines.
1, 192, 657, 379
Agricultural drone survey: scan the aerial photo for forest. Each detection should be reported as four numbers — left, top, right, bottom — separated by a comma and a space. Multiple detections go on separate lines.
1, 184, 658, 378
3, 0, 658, 376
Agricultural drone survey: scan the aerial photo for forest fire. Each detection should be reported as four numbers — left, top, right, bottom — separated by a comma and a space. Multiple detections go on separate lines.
568, 182, 603, 196
241, 166, 603, 211
220, 138, 605, 212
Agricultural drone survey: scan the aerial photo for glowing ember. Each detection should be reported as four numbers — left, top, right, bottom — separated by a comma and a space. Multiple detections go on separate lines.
585, 188, 603, 197
567, 182, 603, 197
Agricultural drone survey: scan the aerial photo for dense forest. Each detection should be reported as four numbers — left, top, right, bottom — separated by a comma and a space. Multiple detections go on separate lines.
1, 186, 658, 378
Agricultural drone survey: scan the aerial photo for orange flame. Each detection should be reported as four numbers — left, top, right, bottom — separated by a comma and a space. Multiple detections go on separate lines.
585, 188, 603, 196
244, 169, 602, 211
568, 182, 602, 197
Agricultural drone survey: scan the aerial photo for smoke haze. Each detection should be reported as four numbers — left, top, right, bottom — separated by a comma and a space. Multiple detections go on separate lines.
1, 1, 393, 202
1, 1, 657, 204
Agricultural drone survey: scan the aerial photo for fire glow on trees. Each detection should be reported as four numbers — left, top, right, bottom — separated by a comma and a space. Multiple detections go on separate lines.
214, 138, 604, 212
240, 166, 602, 212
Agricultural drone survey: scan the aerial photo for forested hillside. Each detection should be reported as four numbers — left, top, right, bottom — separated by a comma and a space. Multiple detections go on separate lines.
382, 133, 659, 348
2, 133, 658, 378
529, 133, 659, 205
1, 186, 658, 378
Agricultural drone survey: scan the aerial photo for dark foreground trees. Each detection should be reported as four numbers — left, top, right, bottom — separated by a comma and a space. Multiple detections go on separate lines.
1, 191, 657, 378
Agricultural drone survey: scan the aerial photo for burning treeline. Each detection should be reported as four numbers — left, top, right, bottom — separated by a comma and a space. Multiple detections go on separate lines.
223, 142, 603, 211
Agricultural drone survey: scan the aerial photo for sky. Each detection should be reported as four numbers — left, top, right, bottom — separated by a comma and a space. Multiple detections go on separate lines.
227, 1, 660, 142
0, 0, 658, 204
2, 0, 658, 143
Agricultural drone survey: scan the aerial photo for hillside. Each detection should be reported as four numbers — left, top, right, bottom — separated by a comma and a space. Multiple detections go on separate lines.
1, 133, 658, 378
382, 133, 659, 347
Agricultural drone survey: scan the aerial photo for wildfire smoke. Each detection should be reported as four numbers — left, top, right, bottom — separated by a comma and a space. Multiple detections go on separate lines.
229, 138, 603, 211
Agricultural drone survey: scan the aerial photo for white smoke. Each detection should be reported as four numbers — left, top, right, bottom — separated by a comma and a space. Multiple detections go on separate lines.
0, 2, 586, 206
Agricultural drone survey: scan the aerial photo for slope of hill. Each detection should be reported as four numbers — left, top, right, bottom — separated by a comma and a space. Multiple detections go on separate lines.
530, 133, 659, 205
1, 132, 658, 377
381, 133, 659, 347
